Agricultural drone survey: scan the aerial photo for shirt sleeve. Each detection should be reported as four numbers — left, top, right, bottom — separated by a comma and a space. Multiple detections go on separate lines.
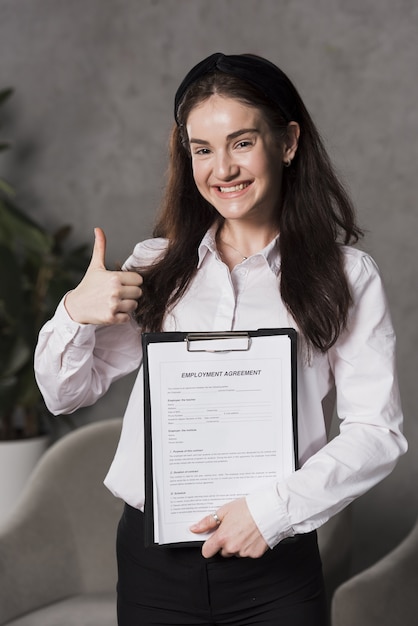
34, 298, 142, 415
246, 252, 407, 548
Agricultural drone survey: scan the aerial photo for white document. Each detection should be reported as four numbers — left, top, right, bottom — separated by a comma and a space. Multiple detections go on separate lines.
144, 331, 296, 545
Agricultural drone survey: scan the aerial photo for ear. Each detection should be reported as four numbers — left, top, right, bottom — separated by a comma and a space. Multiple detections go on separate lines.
282, 122, 300, 166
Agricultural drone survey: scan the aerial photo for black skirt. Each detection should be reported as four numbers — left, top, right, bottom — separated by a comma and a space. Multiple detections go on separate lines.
116, 504, 327, 626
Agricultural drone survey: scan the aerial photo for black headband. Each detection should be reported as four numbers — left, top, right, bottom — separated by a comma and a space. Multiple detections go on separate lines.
174, 52, 295, 125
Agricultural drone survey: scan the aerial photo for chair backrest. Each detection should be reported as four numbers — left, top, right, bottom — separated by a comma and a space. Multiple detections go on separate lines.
8, 418, 124, 595
331, 513, 418, 626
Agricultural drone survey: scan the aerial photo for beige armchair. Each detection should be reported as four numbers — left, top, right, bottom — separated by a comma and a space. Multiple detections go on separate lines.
0, 418, 123, 626
332, 514, 418, 626
0, 417, 351, 625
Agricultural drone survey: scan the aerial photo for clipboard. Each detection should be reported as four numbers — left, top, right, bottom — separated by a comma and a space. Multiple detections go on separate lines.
142, 328, 298, 547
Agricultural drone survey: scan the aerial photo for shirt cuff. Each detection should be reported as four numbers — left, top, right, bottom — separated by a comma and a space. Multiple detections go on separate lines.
246, 483, 294, 549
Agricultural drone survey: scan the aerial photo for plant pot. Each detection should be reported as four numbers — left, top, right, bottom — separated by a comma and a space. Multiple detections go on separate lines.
0, 435, 49, 526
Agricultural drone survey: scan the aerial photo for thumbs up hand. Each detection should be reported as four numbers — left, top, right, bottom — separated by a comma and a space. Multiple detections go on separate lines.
64, 228, 143, 325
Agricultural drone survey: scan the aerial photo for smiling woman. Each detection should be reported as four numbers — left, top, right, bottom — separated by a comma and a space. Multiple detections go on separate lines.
34, 52, 406, 626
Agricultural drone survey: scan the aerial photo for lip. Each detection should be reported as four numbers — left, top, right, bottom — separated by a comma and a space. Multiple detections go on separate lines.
212, 181, 253, 197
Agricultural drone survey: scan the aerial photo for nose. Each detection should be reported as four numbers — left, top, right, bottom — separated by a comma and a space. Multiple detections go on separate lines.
214, 150, 239, 180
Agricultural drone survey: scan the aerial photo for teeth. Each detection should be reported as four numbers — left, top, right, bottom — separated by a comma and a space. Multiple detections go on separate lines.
219, 183, 249, 193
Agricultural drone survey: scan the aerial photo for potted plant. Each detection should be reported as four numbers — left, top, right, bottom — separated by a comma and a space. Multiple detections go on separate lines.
0, 88, 90, 521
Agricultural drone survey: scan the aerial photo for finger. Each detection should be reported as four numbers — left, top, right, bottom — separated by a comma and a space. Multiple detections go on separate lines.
190, 513, 221, 534
217, 548, 236, 559
201, 533, 223, 559
122, 271, 143, 286
119, 285, 142, 300
89, 227, 107, 270
99, 300, 139, 324
112, 311, 136, 325
115, 299, 139, 314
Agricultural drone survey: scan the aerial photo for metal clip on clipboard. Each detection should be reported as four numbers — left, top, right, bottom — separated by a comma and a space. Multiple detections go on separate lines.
186, 331, 251, 353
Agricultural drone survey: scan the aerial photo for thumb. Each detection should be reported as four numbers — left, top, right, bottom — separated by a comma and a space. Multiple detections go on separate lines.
89, 227, 107, 269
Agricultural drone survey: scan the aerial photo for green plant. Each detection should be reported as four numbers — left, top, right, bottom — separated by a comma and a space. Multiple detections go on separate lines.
0, 88, 90, 440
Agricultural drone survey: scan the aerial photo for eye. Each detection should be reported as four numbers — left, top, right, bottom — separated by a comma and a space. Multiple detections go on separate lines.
193, 147, 211, 156
234, 139, 253, 150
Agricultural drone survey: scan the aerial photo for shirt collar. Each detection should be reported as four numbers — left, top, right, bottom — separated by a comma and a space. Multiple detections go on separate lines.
197, 223, 281, 275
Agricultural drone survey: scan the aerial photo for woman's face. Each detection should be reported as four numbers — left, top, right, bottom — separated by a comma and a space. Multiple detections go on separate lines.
186, 95, 286, 227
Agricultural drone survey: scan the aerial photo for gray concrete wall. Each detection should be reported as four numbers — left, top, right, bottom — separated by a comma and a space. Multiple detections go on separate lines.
1, 0, 417, 576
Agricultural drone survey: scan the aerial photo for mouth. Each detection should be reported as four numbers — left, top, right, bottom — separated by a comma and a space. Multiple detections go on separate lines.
218, 182, 251, 193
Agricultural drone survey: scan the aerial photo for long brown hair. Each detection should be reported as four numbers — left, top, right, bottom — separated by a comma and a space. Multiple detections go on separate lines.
135, 71, 363, 352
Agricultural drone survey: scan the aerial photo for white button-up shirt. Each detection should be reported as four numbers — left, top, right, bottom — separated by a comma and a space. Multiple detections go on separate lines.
34, 225, 407, 548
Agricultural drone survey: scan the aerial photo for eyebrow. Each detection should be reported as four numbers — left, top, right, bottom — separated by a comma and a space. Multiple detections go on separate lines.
189, 127, 260, 145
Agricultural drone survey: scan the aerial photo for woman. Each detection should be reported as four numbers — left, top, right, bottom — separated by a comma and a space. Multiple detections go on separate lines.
35, 53, 407, 625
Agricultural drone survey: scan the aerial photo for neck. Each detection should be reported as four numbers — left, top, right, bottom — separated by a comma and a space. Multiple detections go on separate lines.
218, 221, 279, 257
